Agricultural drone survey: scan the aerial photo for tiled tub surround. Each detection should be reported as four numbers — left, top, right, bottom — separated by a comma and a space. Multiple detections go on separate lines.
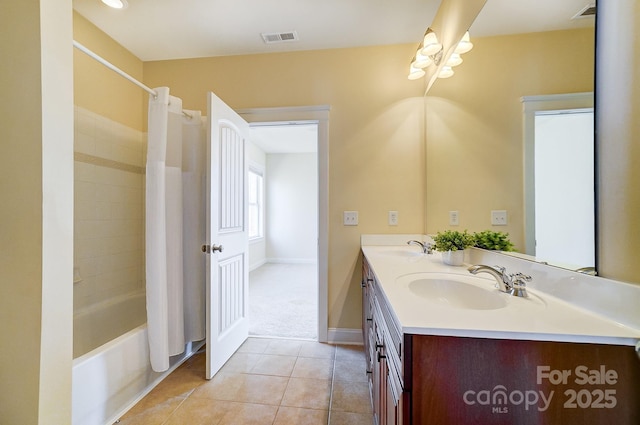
117, 337, 375, 425
73, 106, 146, 357
361, 234, 640, 344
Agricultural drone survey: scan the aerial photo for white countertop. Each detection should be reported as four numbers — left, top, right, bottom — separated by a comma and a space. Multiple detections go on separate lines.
362, 236, 640, 347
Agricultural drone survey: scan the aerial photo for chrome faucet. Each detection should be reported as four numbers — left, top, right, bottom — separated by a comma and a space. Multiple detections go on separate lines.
467, 264, 531, 297
407, 240, 433, 254
468, 265, 511, 292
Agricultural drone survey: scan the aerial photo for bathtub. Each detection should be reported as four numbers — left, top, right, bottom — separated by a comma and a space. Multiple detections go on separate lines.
72, 294, 204, 425
74, 291, 147, 358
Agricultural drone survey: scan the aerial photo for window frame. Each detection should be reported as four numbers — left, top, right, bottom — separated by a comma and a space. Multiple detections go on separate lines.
247, 163, 265, 241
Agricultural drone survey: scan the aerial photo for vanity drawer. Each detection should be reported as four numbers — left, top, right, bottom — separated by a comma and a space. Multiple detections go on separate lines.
375, 288, 403, 361
373, 291, 404, 386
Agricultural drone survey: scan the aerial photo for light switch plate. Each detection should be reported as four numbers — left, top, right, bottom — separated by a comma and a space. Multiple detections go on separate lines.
449, 210, 459, 226
343, 211, 359, 226
491, 210, 507, 226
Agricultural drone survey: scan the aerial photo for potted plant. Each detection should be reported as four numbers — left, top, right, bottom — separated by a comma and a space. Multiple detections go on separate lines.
473, 230, 515, 252
432, 230, 475, 265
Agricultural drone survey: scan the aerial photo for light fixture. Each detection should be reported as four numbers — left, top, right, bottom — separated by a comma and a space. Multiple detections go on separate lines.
438, 66, 454, 79
101, 0, 128, 9
446, 53, 463, 67
408, 64, 426, 80
455, 31, 473, 54
407, 28, 473, 81
421, 28, 443, 57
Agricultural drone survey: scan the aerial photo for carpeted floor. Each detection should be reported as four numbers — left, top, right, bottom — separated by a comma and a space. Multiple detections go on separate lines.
249, 263, 318, 340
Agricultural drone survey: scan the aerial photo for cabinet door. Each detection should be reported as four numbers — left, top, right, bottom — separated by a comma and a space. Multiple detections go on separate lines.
372, 314, 384, 424
386, 370, 402, 425
362, 276, 373, 373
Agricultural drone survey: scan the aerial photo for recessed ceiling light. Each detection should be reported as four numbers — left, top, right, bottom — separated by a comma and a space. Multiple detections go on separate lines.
101, 0, 128, 9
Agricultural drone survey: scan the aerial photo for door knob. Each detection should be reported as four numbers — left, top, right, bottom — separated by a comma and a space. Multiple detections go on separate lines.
201, 244, 224, 254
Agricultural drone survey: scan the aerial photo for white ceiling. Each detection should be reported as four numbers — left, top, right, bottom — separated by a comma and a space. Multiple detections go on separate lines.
72, 0, 594, 152
73, 0, 595, 62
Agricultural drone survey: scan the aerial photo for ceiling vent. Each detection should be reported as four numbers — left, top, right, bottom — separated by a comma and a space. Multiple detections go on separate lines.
572, 4, 596, 20
261, 31, 299, 44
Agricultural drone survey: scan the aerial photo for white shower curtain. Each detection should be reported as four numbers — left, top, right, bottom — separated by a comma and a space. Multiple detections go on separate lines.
146, 87, 206, 372
182, 110, 206, 343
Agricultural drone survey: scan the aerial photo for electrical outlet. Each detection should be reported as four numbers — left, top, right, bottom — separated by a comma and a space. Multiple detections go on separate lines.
491, 210, 507, 226
343, 211, 359, 226
449, 210, 459, 226
388, 211, 398, 226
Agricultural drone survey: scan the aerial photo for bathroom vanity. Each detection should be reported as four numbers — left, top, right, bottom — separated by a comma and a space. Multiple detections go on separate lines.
361, 235, 640, 425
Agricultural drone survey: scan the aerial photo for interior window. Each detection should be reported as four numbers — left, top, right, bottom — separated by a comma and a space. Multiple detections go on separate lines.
248, 168, 264, 240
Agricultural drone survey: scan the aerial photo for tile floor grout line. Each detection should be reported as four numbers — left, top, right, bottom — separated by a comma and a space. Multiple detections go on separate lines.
117, 337, 374, 425
157, 393, 189, 425
326, 350, 337, 425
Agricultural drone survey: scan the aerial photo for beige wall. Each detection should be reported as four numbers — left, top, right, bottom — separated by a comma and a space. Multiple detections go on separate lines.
596, 0, 640, 284
73, 12, 145, 131
0, 3, 43, 421
425, 29, 595, 251
1, 1, 74, 423
144, 46, 427, 330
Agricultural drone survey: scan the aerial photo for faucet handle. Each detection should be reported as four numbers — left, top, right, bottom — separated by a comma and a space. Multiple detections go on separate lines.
424, 242, 433, 254
510, 272, 531, 283
509, 273, 531, 297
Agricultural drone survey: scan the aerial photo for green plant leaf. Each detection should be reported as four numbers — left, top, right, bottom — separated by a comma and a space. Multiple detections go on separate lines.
472, 230, 515, 251
432, 230, 475, 251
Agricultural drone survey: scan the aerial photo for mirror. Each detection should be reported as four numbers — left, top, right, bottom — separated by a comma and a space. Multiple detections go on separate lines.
424, 0, 595, 272
521, 93, 595, 272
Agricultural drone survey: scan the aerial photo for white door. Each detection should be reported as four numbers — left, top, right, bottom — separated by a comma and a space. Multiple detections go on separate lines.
205, 91, 250, 379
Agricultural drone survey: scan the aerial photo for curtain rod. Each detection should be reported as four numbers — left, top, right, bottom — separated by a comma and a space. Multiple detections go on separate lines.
72, 40, 193, 119
73, 40, 158, 98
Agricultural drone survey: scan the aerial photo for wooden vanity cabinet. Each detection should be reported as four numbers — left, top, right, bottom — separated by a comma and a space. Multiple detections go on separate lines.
361, 256, 640, 425
362, 258, 405, 425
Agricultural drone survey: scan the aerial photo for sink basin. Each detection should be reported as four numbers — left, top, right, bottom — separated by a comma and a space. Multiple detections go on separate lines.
376, 248, 423, 258
382, 250, 422, 258
399, 273, 507, 310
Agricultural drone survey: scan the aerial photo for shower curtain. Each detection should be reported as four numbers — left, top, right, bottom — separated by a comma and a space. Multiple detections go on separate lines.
146, 87, 206, 372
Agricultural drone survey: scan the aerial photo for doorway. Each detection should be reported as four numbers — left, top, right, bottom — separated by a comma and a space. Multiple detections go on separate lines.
238, 106, 330, 342
534, 110, 595, 268
247, 122, 319, 339
522, 93, 595, 270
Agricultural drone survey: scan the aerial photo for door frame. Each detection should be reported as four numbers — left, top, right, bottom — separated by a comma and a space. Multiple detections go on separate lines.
521, 92, 594, 257
238, 105, 330, 343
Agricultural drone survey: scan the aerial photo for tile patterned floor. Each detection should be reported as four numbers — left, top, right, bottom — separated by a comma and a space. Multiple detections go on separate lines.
117, 338, 374, 425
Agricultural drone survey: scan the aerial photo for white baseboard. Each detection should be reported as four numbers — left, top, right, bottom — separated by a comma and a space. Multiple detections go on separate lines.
327, 328, 363, 345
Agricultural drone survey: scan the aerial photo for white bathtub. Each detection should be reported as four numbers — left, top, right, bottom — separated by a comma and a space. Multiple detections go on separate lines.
73, 291, 147, 358
72, 294, 204, 424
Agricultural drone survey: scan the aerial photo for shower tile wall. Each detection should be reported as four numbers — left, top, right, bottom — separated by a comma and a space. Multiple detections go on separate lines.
73, 106, 146, 356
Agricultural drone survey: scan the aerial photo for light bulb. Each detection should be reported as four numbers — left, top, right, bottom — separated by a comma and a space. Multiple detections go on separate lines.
412, 51, 433, 69
438, 66, 454, 79
446, 53, 463, 67
421, 30, 442, 57
101, 0, 127, 9
455, 31, 473, 54
408, 65, 426, 80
